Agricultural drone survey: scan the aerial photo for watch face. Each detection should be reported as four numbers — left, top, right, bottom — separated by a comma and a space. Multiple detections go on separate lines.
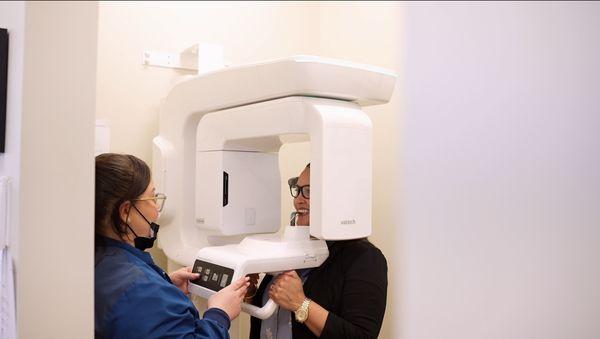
296, 309, 308, 322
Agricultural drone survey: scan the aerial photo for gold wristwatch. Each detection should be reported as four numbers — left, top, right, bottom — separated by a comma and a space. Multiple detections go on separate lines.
294, 298, 311, 323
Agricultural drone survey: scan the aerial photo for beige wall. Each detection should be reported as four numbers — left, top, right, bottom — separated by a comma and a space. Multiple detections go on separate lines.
96, 1, 322, 270
0, 0, 25, 264
96, 2, 401, 338
96, 1, 320, 159
17, 2, 98, 338
8, 2, 598, 338
316, 4, 402, 339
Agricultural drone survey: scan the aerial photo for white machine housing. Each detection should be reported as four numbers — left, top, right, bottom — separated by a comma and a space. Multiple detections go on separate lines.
194, 95, 375, 239
189, 226, 329, 319
153, 55, 396, 265
195, 151, 280, 236
153, 55, 396, 318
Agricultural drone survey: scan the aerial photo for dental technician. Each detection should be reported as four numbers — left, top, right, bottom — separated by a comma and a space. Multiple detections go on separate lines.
249, 164, 388, 339
95, 153, 249, 339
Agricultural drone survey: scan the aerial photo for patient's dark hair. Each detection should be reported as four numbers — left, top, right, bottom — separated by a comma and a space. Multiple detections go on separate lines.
288, 163, 311, 188
95, 153, 151, 246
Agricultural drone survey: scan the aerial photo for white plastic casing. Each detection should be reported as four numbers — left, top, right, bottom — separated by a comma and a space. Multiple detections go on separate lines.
153, 55, 396, 266
194, 97, 372, 240
154, 55, 396, 319
195, 151, 280, 236
189, 226, 329, 319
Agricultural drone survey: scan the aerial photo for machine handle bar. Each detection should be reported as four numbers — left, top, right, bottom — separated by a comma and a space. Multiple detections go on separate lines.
241, 298, 279, 319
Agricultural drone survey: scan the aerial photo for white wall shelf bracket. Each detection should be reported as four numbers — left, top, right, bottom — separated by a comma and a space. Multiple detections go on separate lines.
142, 43, 226, 74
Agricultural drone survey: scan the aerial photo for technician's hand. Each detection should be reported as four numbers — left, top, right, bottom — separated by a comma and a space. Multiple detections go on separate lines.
169, 266, 200, 295
269, 270, 306, 312
208, 276, 250, 320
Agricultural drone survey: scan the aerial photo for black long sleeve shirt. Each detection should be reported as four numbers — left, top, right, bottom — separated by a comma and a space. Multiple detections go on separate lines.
250, 238, 388, 339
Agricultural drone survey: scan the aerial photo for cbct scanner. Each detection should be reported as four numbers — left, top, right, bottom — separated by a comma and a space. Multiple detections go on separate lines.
153, 56, 396, 319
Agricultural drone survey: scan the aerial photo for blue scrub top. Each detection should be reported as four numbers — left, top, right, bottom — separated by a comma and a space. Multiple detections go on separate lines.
95, 236, 230, 339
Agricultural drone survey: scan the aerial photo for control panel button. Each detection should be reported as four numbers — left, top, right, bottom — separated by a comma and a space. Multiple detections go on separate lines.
220, 274, 229, 287
190, 259, 235, 292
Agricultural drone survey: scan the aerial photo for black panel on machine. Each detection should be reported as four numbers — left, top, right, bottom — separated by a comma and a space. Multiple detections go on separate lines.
223, 171, 228, 206
191, 259, 234, 292
0, 28, 8, 153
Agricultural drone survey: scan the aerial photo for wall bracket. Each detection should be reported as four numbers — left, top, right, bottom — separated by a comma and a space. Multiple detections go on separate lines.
142, 42, 226, 74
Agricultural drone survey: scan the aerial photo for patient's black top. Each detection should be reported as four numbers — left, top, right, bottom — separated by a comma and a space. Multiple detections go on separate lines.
250, 238, 388, 339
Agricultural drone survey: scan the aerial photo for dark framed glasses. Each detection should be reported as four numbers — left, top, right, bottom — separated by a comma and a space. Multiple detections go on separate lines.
290, 184, 310, 199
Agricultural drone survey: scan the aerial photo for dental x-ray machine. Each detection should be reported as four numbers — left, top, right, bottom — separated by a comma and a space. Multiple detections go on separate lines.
153, 55, 396, 319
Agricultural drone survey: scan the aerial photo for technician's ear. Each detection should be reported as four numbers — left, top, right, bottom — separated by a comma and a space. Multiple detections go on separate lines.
118, 200, 132, 224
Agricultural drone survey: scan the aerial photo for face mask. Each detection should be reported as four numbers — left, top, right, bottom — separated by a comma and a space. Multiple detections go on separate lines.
126, 204, 160, 251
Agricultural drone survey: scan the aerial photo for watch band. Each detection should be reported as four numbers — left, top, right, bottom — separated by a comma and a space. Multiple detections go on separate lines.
294, 298, 311, 323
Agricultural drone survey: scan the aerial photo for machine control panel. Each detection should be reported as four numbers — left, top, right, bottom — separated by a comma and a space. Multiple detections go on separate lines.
190, 259, 234, 292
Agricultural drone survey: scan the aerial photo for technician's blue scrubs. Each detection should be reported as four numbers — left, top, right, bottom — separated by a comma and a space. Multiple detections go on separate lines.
95, 237, 230, 339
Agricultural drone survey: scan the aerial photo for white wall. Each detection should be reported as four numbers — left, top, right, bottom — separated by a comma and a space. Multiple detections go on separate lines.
400, 2, 600, 339
17, 2, 98, 338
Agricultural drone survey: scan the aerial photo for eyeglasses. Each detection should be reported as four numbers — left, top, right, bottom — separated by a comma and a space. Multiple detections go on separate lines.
133, 193, 167, 212
290, 184, 310, 199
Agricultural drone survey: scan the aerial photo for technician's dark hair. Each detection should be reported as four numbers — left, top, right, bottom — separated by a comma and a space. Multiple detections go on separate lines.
95, 153, 151, 247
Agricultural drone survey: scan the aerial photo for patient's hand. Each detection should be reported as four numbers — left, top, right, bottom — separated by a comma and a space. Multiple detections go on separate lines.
244, 273, 260, 302
269, 271, 305, 312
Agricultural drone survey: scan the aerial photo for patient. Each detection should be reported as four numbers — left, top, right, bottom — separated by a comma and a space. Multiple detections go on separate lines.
248, 163, 388, 339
